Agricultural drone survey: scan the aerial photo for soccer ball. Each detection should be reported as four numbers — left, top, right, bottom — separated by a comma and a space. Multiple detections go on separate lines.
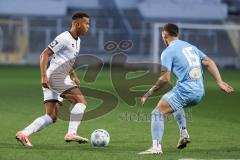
91, 129, 110, 147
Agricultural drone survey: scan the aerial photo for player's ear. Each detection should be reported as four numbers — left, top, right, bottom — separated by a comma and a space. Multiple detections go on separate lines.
76, 21, 80, 27
74, 19, 81, 28
162, 31, 168, 40
161, 32, 165, 39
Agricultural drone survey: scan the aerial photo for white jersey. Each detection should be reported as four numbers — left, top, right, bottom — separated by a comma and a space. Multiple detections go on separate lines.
47, 31, 81, 73
44, 31, 81, 95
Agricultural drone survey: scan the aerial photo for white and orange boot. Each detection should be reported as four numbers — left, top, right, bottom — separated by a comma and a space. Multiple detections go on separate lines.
64, 133, 88, 144
16, 131, 33, 147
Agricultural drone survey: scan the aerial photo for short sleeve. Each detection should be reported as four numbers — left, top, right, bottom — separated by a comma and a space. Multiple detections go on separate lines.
161, 50, 173, 72
48, 35, 65, 53
195, 47, 206, 61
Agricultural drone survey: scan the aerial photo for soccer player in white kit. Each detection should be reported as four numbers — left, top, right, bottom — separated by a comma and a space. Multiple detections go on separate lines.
16, 12, 90, 147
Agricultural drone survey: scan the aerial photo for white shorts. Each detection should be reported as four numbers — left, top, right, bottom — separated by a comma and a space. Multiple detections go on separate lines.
47, 66, 77, 94
42, 75, 77, 103
42, 87, 63, 103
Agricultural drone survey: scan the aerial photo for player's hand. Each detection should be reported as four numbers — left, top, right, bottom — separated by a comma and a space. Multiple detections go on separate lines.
217, 81, 234, 93
141, 94, 148, 106
141, 88, 154, 106
41, 75, 50, 89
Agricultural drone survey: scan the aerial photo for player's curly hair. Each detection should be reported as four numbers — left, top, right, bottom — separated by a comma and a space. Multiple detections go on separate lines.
72, 11, 89, 20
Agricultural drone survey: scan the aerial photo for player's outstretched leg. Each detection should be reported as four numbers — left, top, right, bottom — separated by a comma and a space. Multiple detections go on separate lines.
139, 99, 173, 155
16, 114, 53, 147
138, 108, 164, 155
16, 102, 58, 147
173, 109, 191, 149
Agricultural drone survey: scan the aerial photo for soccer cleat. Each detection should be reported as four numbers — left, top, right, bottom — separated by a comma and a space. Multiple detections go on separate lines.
16, 131, 33, 147
177, 129, 191, 149
64, 133, 88, 144
138, 147, 163, 155
177, 137, 191, 149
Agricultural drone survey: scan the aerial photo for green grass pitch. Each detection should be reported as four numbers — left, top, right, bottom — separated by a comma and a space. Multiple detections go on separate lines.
0, 66, 240, 160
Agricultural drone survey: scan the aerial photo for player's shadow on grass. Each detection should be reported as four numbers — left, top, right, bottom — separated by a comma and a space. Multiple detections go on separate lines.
0, 143, 93, 151
164, 146, 240, 154
0, 142, 140, 153
2, 142, 240, 154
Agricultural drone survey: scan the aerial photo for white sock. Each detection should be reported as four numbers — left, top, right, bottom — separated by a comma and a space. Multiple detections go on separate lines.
22, 114, 53, 136
152, 139, 161, 149
67, 103, 86, 134
181, 128, 190, 138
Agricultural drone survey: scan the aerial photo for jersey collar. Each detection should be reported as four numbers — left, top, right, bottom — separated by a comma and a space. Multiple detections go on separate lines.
169, 39, 180, 46
68, 31, 78, 41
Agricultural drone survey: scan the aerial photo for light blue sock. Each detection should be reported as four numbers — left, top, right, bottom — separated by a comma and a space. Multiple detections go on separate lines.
173, 108, 186, 130
151, 108, 164, 147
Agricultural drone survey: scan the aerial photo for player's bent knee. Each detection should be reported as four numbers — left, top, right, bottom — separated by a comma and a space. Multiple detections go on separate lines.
74, 96, 87, 105
156, 107, 170, 116
156, 99, 173, 115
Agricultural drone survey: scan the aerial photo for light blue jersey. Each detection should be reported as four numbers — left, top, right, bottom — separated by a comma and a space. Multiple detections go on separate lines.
161, 39, 206, 111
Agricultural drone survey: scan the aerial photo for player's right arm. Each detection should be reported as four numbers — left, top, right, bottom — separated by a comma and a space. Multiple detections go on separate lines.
141, 71, 171, 105
40, 34, 65, 88
40, 48, 54, 89
202, 56, 234, 93
141, 50, 172, 105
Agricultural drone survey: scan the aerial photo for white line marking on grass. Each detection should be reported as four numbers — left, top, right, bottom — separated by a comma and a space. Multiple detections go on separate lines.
179, 159, 240, 160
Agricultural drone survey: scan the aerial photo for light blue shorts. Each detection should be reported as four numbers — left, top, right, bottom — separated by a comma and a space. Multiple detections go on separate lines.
162, 87, 204, 112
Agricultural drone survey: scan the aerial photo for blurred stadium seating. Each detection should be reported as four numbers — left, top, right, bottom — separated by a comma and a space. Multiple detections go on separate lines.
0, 0, 240, 68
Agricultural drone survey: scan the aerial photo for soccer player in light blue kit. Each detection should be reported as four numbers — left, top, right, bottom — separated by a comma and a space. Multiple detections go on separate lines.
139, 23, 234, 154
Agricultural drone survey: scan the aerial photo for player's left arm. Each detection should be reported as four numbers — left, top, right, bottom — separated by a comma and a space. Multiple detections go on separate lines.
196, 47, 234, 93
141, 71, 171, 105
202, 56, 234, 93
70, 70, 80, 86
